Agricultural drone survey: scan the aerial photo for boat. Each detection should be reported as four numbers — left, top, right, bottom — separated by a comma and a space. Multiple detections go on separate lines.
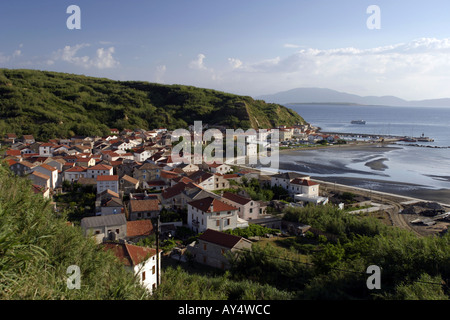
417, 133, 434, 142
351, 120, 366, 125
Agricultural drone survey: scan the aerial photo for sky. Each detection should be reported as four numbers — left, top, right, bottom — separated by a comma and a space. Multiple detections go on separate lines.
1, 0, 450, 100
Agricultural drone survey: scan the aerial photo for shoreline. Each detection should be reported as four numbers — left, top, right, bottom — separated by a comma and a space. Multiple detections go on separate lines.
237, 143, 450, 206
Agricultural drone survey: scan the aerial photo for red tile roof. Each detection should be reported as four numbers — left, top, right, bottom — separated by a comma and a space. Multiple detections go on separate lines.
129, 199, 160, 212
126, 220, 154, 238
39, 163, 58, 172
161, 181, 188, 199
6, 149, 21, 156
66, 166, 87, 172
188, 197, 237, 213
290, 178, 319, 186
31, 171, 50, 180
222, 192, 251, 206
96, 175, 118, 181
198, 229, 244, 249
88, 164, 113, 171
103, 242, 158, 267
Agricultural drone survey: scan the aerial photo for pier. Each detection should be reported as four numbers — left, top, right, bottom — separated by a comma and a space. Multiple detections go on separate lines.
319, 131, 434, 143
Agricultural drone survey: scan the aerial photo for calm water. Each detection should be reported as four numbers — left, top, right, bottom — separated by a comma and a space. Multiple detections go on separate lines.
278, 104, 450, 190
287, 104, 450, 147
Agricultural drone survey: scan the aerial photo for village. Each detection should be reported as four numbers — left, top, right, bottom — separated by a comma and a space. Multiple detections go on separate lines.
3, 124, 445, 295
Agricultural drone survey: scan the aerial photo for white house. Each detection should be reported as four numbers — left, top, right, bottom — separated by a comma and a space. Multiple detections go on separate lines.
64, 165, 88, 182
270, 172, 311, 190
187, 196, 240, 233
28, 171, 51, 190
206, 162, 232, 175
32, 164, 59, 189
221, 191, 264, 221
38, 143, 55, 157
133, 149, 153, 163
87, 164, 113, 179
289, 177, 320, 197
96, 175, 119, 194
103, 242, 162, 294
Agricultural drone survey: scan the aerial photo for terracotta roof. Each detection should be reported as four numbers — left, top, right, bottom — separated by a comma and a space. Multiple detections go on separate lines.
198, 229, 244, 249
126, 220, 154, 238
31, 184, 48, 194
188, 170, 213, 183
272, 172, 310, 180
6, 149, 21, 156
222, 192, 251, 206
121, 175, 139, 185
31, 171, 50, 180
129, 199, 160, 212
96, 175, 118, 182
290, 178, 319, 186
39, 163, 57, 172
161, 181, 188, 199
188, 197, 237, 213
138, 163, 161, 170
160, 170, 179, 179
66, 166, 87, 172
16, 160, 35, 168
40, 143, 55, 147
88, 164, 113, 171
103, 242, 157, 266
146, 180, 166, 186
223, 174, 240, 179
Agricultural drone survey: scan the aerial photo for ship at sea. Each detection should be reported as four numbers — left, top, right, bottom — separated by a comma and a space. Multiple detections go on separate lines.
351, 120, 366, 124
417, 133, 435, 142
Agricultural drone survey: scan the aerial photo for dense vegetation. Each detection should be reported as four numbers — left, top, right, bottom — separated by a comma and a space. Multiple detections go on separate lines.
0, 69, 305, 141
1, 159, 449, 300
0, 162, 148, 299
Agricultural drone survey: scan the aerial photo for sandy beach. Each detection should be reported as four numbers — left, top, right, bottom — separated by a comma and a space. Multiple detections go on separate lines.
276, 143, 450, 205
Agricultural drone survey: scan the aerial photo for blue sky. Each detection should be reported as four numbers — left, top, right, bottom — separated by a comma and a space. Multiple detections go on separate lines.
1, 1, 450, 100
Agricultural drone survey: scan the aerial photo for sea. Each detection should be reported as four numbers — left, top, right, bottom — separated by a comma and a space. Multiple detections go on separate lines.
277, 104, 450, 191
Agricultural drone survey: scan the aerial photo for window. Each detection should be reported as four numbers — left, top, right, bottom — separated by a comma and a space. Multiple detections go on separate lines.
216, 220, 220, 227
203, 244, 207, 251
115, 229, 119, 234
152, 266, 155, 274
142, 272, 146, 281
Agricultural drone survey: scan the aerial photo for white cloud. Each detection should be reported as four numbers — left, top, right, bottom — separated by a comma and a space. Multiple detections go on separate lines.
283, 43, 302, 48
222, 38, 450, 99
228, 58, 243, 69
0, 45, 24, 63
155, 65, 167, 83
189, 53, 207, 70
52, 44, 119, 69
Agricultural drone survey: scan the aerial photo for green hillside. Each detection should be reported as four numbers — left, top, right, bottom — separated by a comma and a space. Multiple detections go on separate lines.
0, 69, 305, 141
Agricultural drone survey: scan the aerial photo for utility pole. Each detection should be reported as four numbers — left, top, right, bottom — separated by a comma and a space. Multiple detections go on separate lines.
155, 213, 160, 287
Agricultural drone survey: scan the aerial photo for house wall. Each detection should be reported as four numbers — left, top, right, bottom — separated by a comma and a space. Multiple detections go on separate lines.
29, 175, 50, 189
64, 171, 87, 182
100, 206, 123, 216
84, 224, 127, 241
128, 210, 159, 221
221, 198, 260, 221
194, 239, 252, 270
187, 205, 238, 233
87, 168, 113, 179
33, 167, 58, 189
133, 251, 161, 294
97, 180, 119, 194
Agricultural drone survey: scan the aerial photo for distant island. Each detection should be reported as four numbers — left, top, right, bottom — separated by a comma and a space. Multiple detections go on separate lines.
256, 87, 450, 107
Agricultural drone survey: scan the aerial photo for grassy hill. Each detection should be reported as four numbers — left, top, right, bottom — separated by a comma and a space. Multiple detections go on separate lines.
0, 69, 305, 141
